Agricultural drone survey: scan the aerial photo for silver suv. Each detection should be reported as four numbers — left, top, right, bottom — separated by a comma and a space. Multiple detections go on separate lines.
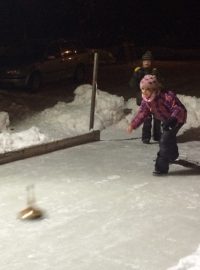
0, 39, 90, 92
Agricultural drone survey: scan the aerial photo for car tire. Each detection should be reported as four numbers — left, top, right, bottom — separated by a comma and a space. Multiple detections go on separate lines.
74, 65, 86, 83
27, 73, 42, 92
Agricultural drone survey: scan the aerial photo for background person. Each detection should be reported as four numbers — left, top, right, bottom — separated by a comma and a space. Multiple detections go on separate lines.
129, 50, 162, 143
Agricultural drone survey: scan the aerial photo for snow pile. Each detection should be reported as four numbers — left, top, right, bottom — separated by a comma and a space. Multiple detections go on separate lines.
18, 84, 125, 139
0, 85, 124, 153
168, 245, 200, 270
21, 101, 91, 138
0, 111, 9, 131
73, 84, 125, 128
0, 127, 47, 153
0, 112, 47, 154
178, 95, 200, 132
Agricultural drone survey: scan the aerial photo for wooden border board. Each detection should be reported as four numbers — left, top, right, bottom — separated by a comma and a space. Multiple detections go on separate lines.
0, 130, 100, 165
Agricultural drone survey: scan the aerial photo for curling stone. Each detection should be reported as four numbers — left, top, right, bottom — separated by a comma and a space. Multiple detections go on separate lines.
18, 184, 44, 220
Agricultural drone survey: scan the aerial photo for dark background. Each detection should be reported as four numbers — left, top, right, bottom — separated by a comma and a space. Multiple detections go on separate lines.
0, 0, 200, 48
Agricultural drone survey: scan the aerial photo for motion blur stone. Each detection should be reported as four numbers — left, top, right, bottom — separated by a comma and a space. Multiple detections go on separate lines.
18, 206, 44, 220
18, 184, 44, 221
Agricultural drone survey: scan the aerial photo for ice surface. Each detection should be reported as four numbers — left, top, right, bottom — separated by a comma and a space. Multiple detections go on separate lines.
0, 85, 200, 269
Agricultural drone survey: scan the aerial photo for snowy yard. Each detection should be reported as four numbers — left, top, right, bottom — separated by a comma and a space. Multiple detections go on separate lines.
0, 84, 200, 269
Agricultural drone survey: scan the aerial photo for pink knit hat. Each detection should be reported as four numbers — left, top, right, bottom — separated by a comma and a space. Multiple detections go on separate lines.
140, 75, 160, 90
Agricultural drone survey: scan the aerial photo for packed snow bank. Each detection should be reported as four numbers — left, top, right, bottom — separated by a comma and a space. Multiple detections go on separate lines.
167, 245, 200, 270
16, 84, 125, 139
0, 127, 47, 154
0, 111, 9, 131
0, 85, 124, 153
73, 84, 124, 128
178, 95, 200, 132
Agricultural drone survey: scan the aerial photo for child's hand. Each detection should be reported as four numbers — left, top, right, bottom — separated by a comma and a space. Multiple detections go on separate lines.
127, 124, 133, 133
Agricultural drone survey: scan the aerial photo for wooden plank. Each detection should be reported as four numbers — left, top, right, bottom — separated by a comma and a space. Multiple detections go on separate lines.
0, 130, 100, 165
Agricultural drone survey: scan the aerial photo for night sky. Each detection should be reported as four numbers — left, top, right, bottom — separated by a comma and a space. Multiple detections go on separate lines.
0, 0, 199, 48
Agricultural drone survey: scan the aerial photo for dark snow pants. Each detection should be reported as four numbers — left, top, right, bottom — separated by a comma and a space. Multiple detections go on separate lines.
142, 114, 161, 141
155, 124, 183, 173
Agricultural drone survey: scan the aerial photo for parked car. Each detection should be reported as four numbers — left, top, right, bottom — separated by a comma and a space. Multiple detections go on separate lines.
0, 39, 91, 91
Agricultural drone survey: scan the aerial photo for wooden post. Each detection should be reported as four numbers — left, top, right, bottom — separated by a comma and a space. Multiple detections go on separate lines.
89, 52, 98, 130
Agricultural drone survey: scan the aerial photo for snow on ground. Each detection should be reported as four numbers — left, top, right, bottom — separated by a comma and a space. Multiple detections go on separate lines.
0, 85, 124, 153
168, 245, 200, 270
0, 84, 200, 269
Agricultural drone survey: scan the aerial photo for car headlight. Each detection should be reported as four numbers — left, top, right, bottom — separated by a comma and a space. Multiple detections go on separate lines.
6, 69, 22, 75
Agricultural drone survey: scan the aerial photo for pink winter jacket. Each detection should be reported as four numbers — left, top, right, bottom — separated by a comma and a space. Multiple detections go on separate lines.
131, 91, 187, 129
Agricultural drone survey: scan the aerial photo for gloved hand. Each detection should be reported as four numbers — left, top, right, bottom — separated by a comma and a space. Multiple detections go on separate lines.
163, 117, 177, 131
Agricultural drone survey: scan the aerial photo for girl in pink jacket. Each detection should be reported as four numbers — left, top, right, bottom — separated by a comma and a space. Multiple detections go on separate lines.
127, 75, 187, 175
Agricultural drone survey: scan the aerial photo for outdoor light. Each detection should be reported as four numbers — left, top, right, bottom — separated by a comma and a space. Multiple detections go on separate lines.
6, 69, 21, 76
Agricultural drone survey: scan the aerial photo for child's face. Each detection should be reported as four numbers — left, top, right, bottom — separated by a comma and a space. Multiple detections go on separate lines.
141, 87, 154, 98
142, 60, 152, 68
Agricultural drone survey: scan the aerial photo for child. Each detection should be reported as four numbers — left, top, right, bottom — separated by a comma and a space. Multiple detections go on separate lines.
129, 50, 162, 144
127, 74, 187, 175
